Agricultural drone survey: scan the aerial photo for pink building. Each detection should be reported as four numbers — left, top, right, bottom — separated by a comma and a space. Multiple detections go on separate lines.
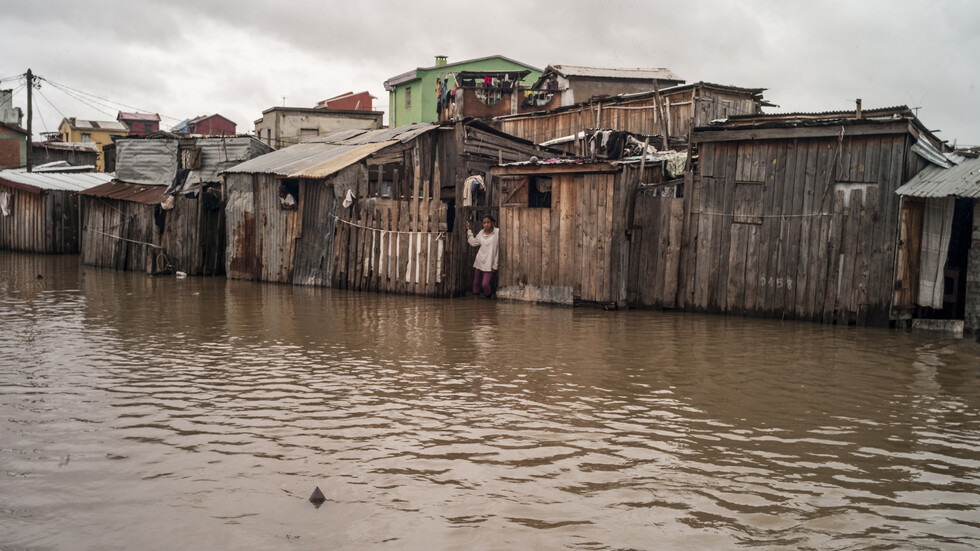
117, 112, 160, 136
315, 91, 376, 111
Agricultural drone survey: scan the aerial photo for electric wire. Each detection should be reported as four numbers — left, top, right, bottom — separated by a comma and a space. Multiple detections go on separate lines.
39, 76, 181, 123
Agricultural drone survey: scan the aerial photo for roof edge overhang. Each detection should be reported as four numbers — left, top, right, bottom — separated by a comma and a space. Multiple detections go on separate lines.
286, 140, 399, 179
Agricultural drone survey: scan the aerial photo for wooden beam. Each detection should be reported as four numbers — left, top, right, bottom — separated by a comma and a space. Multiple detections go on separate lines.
694, 122, 911, 143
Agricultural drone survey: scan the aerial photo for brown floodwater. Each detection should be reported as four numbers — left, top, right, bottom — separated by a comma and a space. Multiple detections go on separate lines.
1, 251, 979, 550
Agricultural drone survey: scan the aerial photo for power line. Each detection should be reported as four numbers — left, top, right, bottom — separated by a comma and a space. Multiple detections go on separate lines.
35, 87, 67, 122
38, 75, 182, 122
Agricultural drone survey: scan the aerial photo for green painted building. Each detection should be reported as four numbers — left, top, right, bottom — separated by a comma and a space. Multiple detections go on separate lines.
384, 55, 541, 128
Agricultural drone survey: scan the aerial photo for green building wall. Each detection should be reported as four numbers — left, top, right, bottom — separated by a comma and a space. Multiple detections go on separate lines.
387, 57, 541, 128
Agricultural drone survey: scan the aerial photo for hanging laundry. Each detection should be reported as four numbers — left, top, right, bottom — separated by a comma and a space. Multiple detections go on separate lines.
462, 175, 484, 207
0, 191, 9, 216
342, 188, 356, 208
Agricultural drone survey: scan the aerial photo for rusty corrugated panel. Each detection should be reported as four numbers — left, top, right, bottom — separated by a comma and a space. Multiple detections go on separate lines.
896, 155, 980, 198
225, 125, 438, 177
80, 181, 167, 204
288, 141, 396, 179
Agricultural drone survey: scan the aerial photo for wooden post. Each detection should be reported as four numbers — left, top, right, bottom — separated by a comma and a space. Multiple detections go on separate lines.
26, 68, 33, 172
653, 80, 669, 151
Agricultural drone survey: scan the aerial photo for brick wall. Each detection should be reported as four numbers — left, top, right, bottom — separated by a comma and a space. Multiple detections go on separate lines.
0, 132, 25, 168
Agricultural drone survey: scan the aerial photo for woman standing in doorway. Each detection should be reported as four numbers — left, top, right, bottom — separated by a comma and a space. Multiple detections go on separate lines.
466, 215, 499, 298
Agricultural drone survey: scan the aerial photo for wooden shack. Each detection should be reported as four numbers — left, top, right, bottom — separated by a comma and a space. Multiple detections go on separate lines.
222, 121, 548, 296
629, 106, 945, 326
0, 166, 112, 253
494, 82, 768, 149
895, 152, 980, 334
491, 156, 669, 306
79, 134, 271, 274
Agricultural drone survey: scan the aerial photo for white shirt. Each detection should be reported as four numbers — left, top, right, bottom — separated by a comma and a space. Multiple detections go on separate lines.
467, 227, 499, 271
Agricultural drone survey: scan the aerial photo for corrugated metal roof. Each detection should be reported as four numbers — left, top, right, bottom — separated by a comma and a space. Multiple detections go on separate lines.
549, 64, 682, 81
289, 141, 397, 178
33, 141, 99, 152
0, 168, 113, 193
117, 112, 160, 122
225, 124, 438, 177
79, 181, 167, 204
896, 154, 980, 198
66, 119, 129, 132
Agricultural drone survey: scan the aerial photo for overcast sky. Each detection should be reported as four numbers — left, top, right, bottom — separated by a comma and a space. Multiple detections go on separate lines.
2, 0, 977, 145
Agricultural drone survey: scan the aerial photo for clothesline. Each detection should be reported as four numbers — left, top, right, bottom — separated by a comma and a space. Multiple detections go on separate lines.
328, 213, 446, 237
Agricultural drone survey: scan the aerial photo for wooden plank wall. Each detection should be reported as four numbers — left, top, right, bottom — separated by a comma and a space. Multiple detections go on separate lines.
495, 87, 760, 146
498, 172, 620, 303
629, 192, 685, 308
0, 186, 79, 253
328, 138, 450, 296
663, 133, 912, 325
224, 173, 257, 280
80, 196, 156, 273
156, 192, 223, 276
450, 125, 548, 296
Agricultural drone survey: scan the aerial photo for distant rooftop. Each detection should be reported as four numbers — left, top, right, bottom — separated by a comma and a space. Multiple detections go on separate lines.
544, 64, 682, 82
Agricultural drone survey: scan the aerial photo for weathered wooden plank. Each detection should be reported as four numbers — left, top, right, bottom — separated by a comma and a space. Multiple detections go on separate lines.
727, 222, 749, 312
824, 188, 846, 322
559, 178, 576, 294
839, 188, 863, 322
854, 185, 877, 324
773, 140, 799, 316
804, 140, 831, 319
762, 140, 788, 315
794, 140, 819, 318
715, 142, 739, 311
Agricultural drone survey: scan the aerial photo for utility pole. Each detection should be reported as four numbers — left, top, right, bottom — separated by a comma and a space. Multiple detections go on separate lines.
26, 68, 33, 172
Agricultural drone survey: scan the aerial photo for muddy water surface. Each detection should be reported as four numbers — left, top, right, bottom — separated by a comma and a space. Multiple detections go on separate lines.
1, 251, 979, 550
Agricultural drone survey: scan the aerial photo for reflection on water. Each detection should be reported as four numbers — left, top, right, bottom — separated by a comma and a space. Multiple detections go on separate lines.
1, 251, 979, 550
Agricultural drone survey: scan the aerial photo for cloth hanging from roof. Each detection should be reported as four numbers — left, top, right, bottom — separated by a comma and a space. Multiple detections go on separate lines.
918, 197, 955, 309
462, 175, 484, 207
0, 191, 10, 216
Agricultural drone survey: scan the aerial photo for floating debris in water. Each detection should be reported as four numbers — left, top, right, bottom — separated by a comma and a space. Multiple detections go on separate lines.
309, 486, 325, 506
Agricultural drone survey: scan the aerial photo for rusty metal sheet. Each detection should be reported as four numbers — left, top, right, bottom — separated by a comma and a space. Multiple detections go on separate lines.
288, 140, 396, 179
79, 181, 167, 204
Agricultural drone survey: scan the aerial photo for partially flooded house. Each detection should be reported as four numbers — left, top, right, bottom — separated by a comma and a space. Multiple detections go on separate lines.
1, 163, 112, 253
221, 121, 548, 295
490, 139, 684, 306
79, 134, 272, 274
895, 151, 980, 334
630, 106, 948, 327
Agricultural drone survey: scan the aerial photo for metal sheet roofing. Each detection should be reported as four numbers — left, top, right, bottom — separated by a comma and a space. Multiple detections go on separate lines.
79, 181, 167, 204
65, 119, 129, 132
549, 64, 681, 81
117, 112, 160, 122
0, 168, 113, 194
896, 154, 980, 198
225, 124, 438, 177
114, 136, 273, 189
33, 141, 99, 152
